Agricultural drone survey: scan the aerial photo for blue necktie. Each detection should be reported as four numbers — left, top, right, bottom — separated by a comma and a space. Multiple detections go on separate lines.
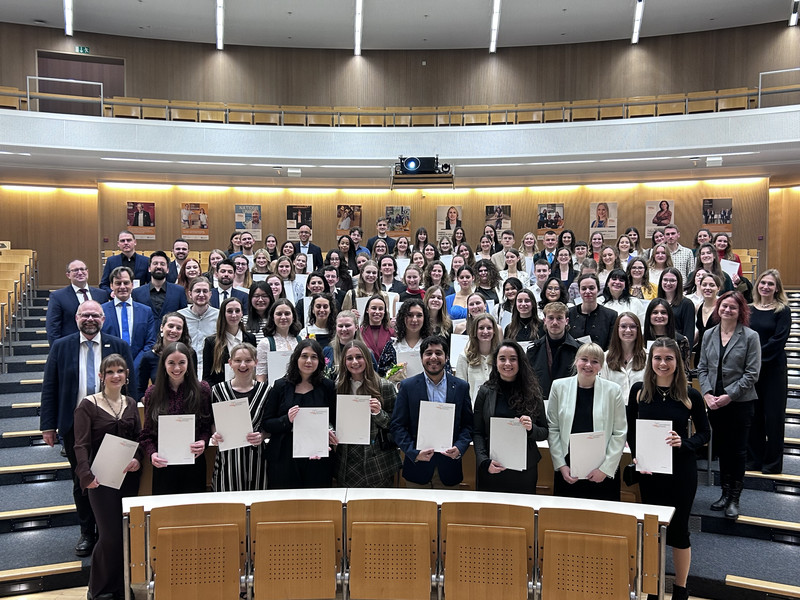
85, 340, 96, 396
547, 252, 554, 264
120, 302, 131, 343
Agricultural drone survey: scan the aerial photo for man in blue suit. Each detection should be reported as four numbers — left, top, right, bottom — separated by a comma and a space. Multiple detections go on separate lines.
100, 266, 156, 383
166, 238, 190, 284
46, 259, 109, 345
210, 259, 249, 314
99, 230, 150, 292
390, 336, 473, 488
132, 251, 188, 336
40, 300, 134, 557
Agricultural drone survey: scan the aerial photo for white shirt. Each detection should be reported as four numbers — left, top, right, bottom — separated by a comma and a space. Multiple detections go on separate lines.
78, 333, 103, 403
72, 284, 91, 304
455, 352, 491, 407
599, 352, 645, 405
114, 298, 134, 340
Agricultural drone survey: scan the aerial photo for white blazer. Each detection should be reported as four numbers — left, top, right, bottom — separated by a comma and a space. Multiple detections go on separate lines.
546, 375, 627, 478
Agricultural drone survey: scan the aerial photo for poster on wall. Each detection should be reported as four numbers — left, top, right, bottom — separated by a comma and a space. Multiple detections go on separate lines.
436, 205, 463, 240
645, 200, 674, 237
337, 204, 362, 236
235, 204, 262, 241
589, 202, 618, 240
127, 202, 155, 240
385, 205, 411, 237
180, 202, 209, 240
702, 198, 733, 233
485, 205, 511, 231
536, 203, 565, 236
286, 205, 312, 241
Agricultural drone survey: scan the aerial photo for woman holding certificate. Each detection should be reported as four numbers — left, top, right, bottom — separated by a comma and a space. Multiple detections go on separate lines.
74, 354, 142, 600
139, 341, 213, 495
209, 343, 269, 491
473, 341, 548, 493
627, 339, 710, 600
334, 340, 402, 487
547, 342, 627, 501
261, 339, 337, 488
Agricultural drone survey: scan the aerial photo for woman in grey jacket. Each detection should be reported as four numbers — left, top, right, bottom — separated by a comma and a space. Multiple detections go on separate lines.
697, 291, 761, 518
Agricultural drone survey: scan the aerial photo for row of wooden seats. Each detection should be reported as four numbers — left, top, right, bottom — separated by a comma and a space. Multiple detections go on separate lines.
0, 249, 37, 373
134, 498, 659, 600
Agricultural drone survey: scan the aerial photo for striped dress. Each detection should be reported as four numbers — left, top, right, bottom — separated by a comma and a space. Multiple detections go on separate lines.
210, 380, 270, 491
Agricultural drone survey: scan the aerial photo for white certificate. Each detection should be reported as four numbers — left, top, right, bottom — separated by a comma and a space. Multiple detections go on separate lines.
212, 398, 253, 451
720, 259, 739, 279
499, 310, 513, 329
267, 350, 293, 388
635, 419, 673, 474
576, 335, 592, 345
293, 407, 330, 458
396, 258, 410, 278
417, 401, 455, 452
336, 395, 372, 445
386, 292, 400, 317
489, 418, 527, 471
355, 296, 370, 318
158, 414, 195, 465
439, 255, 453, 271
568, 431, 605, 479
449, 334, 469, 367
284, 282, 296, 303
302, 296, 312, 322
396, 350, 423, 378
90, 433, 139, 490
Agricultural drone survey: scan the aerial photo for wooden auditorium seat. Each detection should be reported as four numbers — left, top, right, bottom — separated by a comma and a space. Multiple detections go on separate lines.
250, 499, 342, 600
463, 104, 489, 125
358, 107, 385, 126
656, 93, 687, 116
226, 103, 254, 124
198, 102, 226, 123
385, 107, 411, 126
440, 502, 534, 600
570, 99, 599, 121
306, 106, 333, 126
542, 101, 570, 122
687, 90, 717, 113
598, 98, 626, 119
489, 104, 517, 124
346, 498, 438, 600
437, 106, 463, 126
168, 100, 199, 122
333, 106, 359, 126
0, 86, 21, 110
281, 105, 307, 126
411, 106, 436, 126
627, 95, 656, 118
110, 96, 141, 118
252, 104, 280, 125
717, 87, 752, 111
140, 98, 169, 120
515, 103, 543, 124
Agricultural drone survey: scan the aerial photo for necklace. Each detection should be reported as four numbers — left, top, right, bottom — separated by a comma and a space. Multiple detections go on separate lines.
101, 391, 124, 419
655, 386, 670, 401
757, 302, 775, 309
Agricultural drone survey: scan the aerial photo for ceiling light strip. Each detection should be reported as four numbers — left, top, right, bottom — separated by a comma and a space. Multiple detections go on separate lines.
216, 0, 225, 50
354, 0, 363, 56
489, 0, 501, 53
631, 0, 645, 44
64, 0, 73, 37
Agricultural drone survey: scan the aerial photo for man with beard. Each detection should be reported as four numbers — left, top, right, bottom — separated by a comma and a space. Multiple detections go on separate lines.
237, 231, 257, 268
40, 300, 134, 557
100, 267, 156, 387
179, 277, 219, 378
390, 336, 473, 488
46, 259, 109, 345
210, 259, 249, 312
133, 251, 187, 335
166, 238, 190, 283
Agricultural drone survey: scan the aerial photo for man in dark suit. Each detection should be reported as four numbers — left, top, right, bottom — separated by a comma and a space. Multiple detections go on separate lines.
366, 217, 397, 253
534, 230, 559, 266
99, 230, 150, 292
293, 224, 324, 272
527, 301, 580, 398
209, 259, 249, 314
131, 202, 152, 227
390, 336, 473, 488
132, 251, 188, 336
100, 266, 156, 379
40, 300, 134, 557
46, 259, 109, 345
166, 238, 190, 283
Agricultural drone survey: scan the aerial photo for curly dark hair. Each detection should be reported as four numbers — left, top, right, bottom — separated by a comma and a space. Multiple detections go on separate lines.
486, 340, 544, 418
395, 297, 431, 343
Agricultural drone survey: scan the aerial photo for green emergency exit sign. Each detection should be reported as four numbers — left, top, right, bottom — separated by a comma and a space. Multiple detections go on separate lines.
75, 46, 90, 54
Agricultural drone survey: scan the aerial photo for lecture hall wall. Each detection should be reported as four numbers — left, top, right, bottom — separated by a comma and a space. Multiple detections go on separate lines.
0, 179, 773, 287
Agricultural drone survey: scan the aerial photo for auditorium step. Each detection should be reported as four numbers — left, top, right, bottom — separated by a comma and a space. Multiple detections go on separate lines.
2, 355, 48, 374
0, 560, 87, 598
0, 481, 78, 534
725, 575, 800, 599
0, 416, 44, 448
0, 446, 71, 486
0, 392, 41, 419
0, 373, 43, 394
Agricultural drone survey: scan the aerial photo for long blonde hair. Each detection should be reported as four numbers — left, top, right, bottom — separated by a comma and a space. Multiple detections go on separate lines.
465, 314, 500, 367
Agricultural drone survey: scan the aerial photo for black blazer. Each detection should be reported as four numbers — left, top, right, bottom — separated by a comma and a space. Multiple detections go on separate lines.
293, 242, 324, 272
210, 287, 250, 315
46, 285, 109, 345
201, 331, 258, 386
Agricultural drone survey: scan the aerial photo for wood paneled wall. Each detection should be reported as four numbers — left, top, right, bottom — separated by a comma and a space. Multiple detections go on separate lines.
1, 22, 799, 107
768, 187, 800, 285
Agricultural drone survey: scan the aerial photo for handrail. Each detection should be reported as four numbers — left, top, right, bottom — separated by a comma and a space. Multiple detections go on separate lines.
25, 76, 104, 113
758, 67, 800, 108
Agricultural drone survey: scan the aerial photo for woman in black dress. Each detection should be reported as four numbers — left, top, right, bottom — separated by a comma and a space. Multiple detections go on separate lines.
202, 297, 257, 386
748, 269, 791, 474
74, 354, 142, 600
473, 341, 548, 493
261, 339, 337, 489
627, 338, 710, 600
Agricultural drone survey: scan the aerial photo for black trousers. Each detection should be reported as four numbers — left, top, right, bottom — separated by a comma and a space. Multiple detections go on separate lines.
63, 427, 96, 537
709, 400, 754, 483
748, 360, 787, 473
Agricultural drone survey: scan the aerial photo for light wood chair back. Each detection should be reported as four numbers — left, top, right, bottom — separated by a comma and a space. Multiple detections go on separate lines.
463, 105, 489, 125
141, 98, 169, 120
169, 100, 199, 122
358, 107, 385, 127
656, 93, 687, 116
718, 87, 751, 111
411, 106, 436, 126
386, 107, 411, 126
281, 105, 307, 126
687, 90, 717, 113
334, 106, 359, 126
598, 98, 626, 119
571, 99, 599, 121
111, 96, 141, 118
307, 106, 333, 126
489, 104, 517, 124
543, 101, 570, 122
541, 529, 629, 599
226, 103, 253, 124
437, 106, 463, 126
252, 105, 280, 125
0, 86, 21, 109
154, 523, 241, 600
198, 102, 226, 123
627, 95, 656, 118
516, 103, 543, 124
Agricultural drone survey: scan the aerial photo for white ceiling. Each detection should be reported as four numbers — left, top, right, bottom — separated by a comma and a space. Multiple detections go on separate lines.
0, 0, 792, 51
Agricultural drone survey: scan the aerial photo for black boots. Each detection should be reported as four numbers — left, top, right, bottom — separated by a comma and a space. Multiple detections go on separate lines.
725, 481, 743, 519
671, 584, 689, 600
710, 476, 730, 511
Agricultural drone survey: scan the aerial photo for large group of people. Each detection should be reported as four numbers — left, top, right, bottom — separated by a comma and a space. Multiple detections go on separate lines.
39, 217, 788, 600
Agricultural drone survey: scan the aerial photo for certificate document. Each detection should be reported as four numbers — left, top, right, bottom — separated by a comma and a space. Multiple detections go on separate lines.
396, 351, 423, 378
212, 398, 253, 451
293, 407, 330, 458
635, 419, 673, 474
417, 401, 455, 452
158, 414, 195, 465
489, 418, 527, 471
449, 334, 469, 367
267, 350, 293, 388
336, 395, 371, 445
91, 434, 139, 490
568, 431, 605, 479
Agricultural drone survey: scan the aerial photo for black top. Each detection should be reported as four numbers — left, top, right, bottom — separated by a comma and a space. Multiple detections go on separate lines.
572, 386, 595, 434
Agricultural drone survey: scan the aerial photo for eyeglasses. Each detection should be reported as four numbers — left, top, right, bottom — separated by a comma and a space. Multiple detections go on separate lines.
69, 267, 88, 273
618, 324, 638, 331
78, 313, 103, 320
